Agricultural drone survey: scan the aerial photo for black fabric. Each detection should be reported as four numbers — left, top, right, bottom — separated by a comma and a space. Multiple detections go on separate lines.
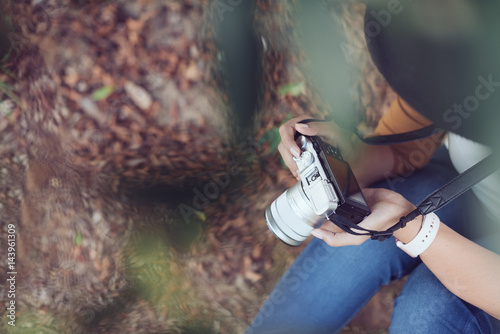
365, 0, 500, 152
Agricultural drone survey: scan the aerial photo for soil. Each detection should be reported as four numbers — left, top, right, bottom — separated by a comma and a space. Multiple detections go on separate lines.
0, 1, 399, 333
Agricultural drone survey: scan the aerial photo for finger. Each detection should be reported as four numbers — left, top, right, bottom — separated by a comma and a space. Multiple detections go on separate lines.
311, 228, 369, 247
277, 142, 299, 177
294, 120, 339, 142
279, 115, 311, 158
311, 228, 336, 245
327, 230, 369, 247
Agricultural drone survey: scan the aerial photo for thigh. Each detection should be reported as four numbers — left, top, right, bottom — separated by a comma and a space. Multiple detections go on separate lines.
247, 236, 416, 334
390, 263, 498, 334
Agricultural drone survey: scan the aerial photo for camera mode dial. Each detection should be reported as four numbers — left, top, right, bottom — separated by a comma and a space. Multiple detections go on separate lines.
294, 151, 314, 172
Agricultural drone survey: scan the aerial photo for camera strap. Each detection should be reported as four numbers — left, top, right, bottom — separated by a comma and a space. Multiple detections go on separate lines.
298, 117, 442, 145
330, 153, 497, 241
299, 118, 499, 241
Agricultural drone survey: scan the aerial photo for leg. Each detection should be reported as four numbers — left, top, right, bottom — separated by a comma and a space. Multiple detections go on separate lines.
390, 263, 499, 334
246, 236, 417, 334
388, 146, 500, 333
247, 147, 468, 333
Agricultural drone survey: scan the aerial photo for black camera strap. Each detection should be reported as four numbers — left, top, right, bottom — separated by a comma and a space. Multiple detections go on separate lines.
299, 118, 499, 241
330, 153, 498, 241
298, 117, 442, 145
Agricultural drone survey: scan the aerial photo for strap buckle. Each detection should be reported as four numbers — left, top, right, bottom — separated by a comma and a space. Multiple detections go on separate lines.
370, 231, 394, 241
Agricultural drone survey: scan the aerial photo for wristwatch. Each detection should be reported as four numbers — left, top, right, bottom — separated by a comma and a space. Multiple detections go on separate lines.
396, 212, 441, 258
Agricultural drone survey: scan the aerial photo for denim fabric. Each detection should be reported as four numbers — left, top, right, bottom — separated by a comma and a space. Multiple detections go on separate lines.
390, 263, 499, 334
247, 147, 500, 334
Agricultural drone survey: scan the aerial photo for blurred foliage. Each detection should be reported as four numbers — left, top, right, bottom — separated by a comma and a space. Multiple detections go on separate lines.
91, 85, 114, 101
165, 212, 205, 253
0, 48, 19, 114
179, 321, 216, 334
294, 0, 358, 130
259, 127, 281, 154
0, 10, 20, 115
73, 231, 83, 247
2, 309, 81, 334
259, 113, 294, 171
124, 217, 204, 327
125, 228, 183, 312
279, 81, 306, 97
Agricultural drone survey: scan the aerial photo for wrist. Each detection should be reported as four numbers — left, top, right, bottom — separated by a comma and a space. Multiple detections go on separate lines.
393, 214, 423, 244
395, 212, 441, 258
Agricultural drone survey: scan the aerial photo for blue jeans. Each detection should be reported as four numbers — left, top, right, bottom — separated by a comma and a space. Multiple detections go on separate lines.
247, 147, 500, 333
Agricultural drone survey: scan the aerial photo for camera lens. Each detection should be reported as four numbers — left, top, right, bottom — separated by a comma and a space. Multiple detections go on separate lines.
265, 182, 327, 246
265, 206, 301, 246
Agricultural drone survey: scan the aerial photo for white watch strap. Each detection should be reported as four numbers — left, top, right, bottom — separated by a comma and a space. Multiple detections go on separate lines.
396, 212, 440, 258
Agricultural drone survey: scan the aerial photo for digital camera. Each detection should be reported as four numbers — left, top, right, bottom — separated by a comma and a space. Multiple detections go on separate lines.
265, 135, 371, 246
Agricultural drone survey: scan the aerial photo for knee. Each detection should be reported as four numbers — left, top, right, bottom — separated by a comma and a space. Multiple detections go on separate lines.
389, 265, 492, 334
390, 264, 454, 333
390, 283, 460, 333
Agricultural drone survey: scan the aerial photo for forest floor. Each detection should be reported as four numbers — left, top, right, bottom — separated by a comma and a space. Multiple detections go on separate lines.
0, 1, 401, 333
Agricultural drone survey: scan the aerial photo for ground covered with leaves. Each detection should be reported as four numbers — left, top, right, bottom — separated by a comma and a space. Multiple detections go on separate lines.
0, 0, 399, 333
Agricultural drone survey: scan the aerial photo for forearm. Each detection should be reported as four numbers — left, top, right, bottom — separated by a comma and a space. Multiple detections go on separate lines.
395, 221, 500, 319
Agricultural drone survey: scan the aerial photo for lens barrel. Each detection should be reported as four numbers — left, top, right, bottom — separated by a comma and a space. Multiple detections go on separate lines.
265, 182, 327, 246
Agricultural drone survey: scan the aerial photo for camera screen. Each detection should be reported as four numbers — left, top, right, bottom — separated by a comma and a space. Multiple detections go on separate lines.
324, 154, 367, 206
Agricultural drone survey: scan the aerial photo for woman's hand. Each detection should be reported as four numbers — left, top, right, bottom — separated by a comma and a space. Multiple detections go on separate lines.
311, 188, 423, 247
277, 115, 352, 180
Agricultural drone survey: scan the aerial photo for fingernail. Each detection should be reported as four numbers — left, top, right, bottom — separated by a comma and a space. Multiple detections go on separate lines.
296, 123, 309, 128
311, 230, 323, 240
290, 147, 300, 157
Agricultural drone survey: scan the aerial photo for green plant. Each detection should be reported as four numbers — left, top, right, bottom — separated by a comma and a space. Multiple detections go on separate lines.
0, 46, 20, 115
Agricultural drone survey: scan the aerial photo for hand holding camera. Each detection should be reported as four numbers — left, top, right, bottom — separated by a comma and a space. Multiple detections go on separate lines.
312, 188, 423, 247
266, 124, 371, 246
277, 116, 356, 181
